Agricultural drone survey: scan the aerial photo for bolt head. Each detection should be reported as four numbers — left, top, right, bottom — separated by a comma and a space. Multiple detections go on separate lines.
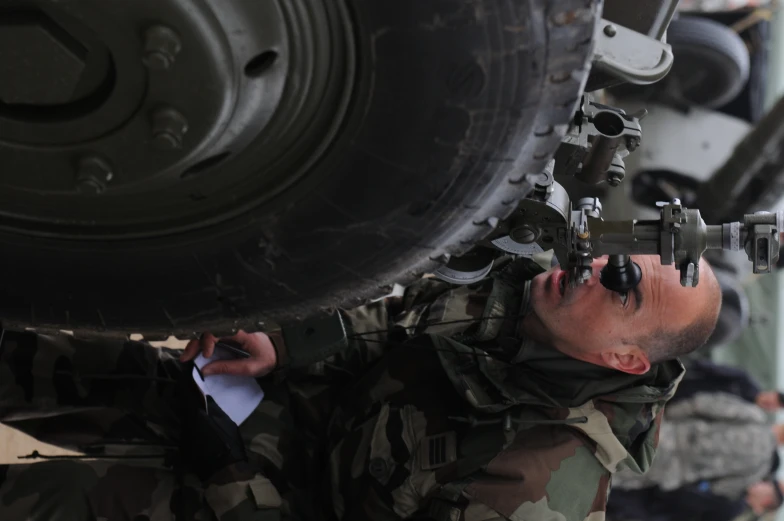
153, 130, 182, 150
604, 24, 617, 37
143, 51, 171, 70
511, 226, 538, 244
75, 156, 113, 195
77, 177, 104, 195
151, 107, 189, 150
142, 25, 181, 70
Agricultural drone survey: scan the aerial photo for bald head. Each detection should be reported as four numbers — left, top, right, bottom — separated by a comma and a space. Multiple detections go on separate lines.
640, 258, 722, 363
527, 255, 723, 375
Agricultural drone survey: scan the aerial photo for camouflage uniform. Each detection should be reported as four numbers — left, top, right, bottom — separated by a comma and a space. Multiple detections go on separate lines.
0, 258, 685, 521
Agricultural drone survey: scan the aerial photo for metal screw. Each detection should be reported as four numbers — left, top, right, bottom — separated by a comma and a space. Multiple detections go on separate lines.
151, 107, 189, 150
511, 225, 538, 244
76, 156, 113, 195
142, 25, 182, 70
604, 24, 617, 37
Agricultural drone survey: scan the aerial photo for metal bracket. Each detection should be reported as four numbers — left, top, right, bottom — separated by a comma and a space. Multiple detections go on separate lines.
743, 212, 781, 274
592, 18, 674, 85
554, 95, 643, 186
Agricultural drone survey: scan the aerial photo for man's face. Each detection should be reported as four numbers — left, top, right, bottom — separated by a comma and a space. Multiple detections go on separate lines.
528, 255, 715, 357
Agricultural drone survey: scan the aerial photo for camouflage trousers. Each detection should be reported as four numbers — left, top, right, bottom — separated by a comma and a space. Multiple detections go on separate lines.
0, 331, 336, 521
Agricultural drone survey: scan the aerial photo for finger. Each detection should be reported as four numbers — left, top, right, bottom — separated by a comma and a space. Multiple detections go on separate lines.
218, 331, 260, 355
180, 339, 201, 362
201, 359, 265, 377
220, 330, 252, 346
201, 332, 218, 359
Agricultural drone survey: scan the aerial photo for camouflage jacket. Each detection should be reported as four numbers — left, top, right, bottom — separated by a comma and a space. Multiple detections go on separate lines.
266, 257, 685, 521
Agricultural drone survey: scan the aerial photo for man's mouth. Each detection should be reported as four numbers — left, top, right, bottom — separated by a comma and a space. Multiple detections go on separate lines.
550, 270, 567, 299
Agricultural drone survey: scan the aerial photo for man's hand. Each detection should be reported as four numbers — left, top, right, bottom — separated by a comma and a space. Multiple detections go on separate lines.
180, 331, 277, 377
755, 390, 782, 411
746, 481, 777, 515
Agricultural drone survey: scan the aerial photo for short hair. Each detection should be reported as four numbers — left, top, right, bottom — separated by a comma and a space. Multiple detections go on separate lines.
643, 313, 719, 363
641, 272, 722, 364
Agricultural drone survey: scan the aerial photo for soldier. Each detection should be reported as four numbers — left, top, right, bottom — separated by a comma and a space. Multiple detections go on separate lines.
610, 359, 784, 520
0, 255, 722, 521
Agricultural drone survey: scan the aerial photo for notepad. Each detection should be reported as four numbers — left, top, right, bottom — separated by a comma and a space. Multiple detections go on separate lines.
191, 346, 265, 426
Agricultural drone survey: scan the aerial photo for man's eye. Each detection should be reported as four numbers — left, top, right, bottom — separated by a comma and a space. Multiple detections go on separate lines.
618, 292, 629, 307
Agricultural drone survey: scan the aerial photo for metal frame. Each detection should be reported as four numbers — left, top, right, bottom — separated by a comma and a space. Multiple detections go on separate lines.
586, 0, 679, 91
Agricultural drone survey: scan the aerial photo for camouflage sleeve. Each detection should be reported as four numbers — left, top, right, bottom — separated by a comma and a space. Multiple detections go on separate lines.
453, 434, 611, 521
425, 498, 507, 520
203, 462, 291, 520
327, 417, 611, 521
273, 277, 489, 380
416, 448, 610, 521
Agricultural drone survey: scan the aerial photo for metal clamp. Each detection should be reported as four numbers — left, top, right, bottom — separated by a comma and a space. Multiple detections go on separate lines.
555, 95, 643, 186
592, 18, 674, 85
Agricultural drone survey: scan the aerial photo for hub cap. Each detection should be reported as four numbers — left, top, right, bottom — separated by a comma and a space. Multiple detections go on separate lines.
0, 0, 354, 239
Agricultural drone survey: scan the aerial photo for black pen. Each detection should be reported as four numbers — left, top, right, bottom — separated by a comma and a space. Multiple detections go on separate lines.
215, 341, 252, 359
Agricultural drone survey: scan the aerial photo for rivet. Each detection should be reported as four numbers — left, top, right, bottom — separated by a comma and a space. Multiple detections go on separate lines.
142, 25, 182, 70
76, 156, 114, 195
151, 107, 189, 150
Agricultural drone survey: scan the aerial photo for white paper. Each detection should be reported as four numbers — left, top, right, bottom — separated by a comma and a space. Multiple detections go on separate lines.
191, 346, 264, 426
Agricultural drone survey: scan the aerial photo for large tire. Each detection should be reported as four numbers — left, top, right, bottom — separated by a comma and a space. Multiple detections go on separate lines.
0, 0, 601, 336
665, 16, 750, 108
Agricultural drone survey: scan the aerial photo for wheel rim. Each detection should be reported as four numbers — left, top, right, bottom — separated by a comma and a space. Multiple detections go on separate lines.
0, 0, 355, 239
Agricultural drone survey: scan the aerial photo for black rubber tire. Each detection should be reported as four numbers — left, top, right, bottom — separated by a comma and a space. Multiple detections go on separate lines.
0, 0, 601, 336
665, 16, 750, 109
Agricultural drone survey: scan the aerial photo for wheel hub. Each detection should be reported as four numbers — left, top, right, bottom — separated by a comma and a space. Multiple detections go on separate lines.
0, 0, 354, 238
0, 9, 104, 107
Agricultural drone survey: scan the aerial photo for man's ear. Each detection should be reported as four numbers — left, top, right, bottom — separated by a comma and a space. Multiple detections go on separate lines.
600, 347, 651, 375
